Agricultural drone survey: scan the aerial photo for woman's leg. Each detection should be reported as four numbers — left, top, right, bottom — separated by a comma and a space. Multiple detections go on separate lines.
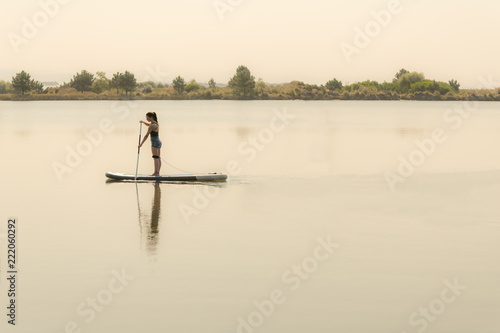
152, 147, 161, 175
150, 147, 155, 175
157, 148, 161, 175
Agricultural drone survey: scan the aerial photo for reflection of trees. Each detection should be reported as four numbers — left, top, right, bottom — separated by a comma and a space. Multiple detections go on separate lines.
236, 127, 251, 140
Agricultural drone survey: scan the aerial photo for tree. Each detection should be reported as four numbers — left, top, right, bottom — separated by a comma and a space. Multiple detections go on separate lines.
0, 80, 12, 94
111, 72, 122, 93
185, 79, 202, 93
228, 65, 255, 98
32, 81, 44, 94
448, 79, 460, 92
393, 68, 410, 83
12, 71, 34, 95
398, 72, 425, 91
255, 78, 267, 95
208, 78, 216, 89
92, 71, 110, 94
120, 71, 137, 95
172, 76, 186, 94
70, 70, 94, 93
326, 78, 343, 91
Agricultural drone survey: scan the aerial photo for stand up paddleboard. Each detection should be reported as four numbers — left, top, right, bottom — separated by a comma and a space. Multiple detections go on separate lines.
105, 172, 227, 182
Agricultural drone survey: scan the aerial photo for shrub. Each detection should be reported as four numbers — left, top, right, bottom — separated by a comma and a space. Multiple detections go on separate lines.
398, 72, 425, 91
325, 78, 342, 91
410, 80, 454, 95
185, 79, 202, 93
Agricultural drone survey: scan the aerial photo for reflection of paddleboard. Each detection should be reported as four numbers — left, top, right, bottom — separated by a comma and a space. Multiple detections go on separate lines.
105, 172, 227, 182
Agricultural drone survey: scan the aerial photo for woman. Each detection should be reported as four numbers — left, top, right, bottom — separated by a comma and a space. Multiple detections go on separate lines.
138, 112, 162, 176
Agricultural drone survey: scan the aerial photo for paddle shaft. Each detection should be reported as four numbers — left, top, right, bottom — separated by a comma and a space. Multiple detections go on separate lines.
135, 123, 142, 180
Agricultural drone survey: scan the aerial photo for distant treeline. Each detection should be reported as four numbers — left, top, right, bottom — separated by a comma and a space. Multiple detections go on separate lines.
1, 67, 499, 101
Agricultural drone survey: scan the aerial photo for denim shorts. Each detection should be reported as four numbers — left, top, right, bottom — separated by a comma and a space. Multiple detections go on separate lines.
151, 136, 162, 148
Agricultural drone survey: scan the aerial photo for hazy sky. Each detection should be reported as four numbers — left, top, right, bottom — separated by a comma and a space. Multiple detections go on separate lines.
1, 0, 499, 88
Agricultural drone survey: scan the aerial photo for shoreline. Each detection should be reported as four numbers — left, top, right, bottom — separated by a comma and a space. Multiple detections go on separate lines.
1, 92, 499, 102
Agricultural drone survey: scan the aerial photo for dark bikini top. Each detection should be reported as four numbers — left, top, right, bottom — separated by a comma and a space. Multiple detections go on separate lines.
151, 122, 159, 137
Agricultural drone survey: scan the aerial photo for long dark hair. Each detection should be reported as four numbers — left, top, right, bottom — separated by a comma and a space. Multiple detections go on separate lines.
146, 112, 158, 123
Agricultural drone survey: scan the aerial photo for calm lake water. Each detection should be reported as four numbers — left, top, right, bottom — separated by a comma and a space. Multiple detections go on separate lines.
1, 100, 499, 333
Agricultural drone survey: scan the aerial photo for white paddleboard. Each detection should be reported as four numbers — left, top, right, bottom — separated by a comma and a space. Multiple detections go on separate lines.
106, 172, 227, 182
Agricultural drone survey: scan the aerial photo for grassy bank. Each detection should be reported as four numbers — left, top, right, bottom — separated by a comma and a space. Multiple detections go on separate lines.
3, 67, 500, 101
2, 85, 500, 101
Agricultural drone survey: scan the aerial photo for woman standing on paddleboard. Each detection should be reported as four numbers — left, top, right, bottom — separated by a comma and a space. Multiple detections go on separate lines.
138, 112, 162, 176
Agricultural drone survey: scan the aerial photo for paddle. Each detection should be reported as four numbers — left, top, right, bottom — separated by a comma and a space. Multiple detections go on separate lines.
135, 123, 142, 180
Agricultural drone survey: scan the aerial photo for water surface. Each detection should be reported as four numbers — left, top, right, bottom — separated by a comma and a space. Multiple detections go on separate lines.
1, 100, 499, 333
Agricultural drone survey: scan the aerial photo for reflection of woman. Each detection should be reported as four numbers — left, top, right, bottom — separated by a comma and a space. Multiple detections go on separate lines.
138, 183, 162, 258
147, 183, 161, 256
138, 112, 162, 176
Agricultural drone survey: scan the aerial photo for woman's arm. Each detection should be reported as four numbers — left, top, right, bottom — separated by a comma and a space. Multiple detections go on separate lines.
138, 127, 152, 148
140, 120, 150, 127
